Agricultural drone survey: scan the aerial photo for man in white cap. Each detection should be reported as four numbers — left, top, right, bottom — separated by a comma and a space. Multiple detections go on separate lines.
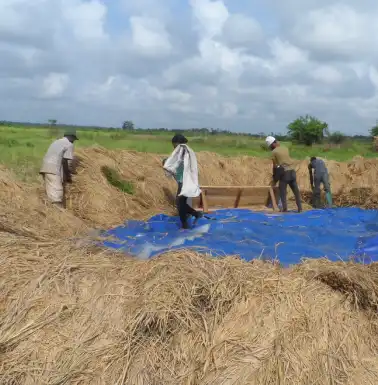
265, 136, 302, 213
40, 131, 78, 208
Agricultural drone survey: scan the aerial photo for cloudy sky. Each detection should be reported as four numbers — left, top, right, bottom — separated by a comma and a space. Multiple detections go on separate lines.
1, 0, 378, 134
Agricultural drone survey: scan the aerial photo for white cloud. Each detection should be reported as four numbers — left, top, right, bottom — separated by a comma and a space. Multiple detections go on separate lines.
221, 102, 238, 118
369, 67, 378, 90
270, 39, 308, 67
0, 0, 377, 133
197, 39, 245, 75
312, 66, 343, 84
41, 73, 69, 98
190, 0, 229, 37
62, 0, 108, 41
293, 4, 378, 59
222, 14, 263, 46
130, 16, 172, 57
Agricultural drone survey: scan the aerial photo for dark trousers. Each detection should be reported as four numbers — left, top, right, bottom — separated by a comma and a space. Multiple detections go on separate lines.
313, 173, 331, 208
176, 183, 199, 228
274, 168, 302, 212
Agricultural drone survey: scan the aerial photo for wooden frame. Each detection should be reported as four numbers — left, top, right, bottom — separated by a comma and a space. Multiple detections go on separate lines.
192, 185, 280, 213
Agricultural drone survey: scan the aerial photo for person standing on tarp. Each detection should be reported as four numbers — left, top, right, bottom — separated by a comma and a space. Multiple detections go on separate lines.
309, 156, 333, 208
40, 130, 78, 208
163, 134, 202, 229
265, 136, 302, 213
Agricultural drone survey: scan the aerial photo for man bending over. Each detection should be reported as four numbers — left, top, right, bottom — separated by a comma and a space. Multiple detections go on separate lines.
265, 136, 302, 213
309, 156, 332, 208
40, 131, 78, 208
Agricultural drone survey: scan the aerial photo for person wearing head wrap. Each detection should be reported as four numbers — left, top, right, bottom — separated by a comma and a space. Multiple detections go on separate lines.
163, 134, 202, 229
265, 136, 302, 213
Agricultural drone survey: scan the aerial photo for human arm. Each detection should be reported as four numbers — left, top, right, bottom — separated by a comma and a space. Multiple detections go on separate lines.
63, 143, 74, 183
270, 154, 277, 186
62, 159, 72, 183
308, 164, 314, 189
271, 165, 277, 186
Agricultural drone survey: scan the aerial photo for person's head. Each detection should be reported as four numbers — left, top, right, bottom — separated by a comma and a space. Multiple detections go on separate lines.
64, 131, 78, 143
171, 134, 188, 148
310, 156, 316, 162
265, 136, 278, 150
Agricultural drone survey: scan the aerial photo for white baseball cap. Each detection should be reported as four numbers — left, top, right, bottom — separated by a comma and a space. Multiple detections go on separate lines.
265, 136, 276, 147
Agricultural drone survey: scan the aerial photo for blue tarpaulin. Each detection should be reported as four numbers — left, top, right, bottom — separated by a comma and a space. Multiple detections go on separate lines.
102, 208, 378, 266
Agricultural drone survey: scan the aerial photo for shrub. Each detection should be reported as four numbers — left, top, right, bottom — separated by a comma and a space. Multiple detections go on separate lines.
287, 115, 329, 146
0, 138, 21, 147
329, 131, 346, 144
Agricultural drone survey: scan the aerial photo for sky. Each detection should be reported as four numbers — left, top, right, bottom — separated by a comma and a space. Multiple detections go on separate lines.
1, 0, 378, 134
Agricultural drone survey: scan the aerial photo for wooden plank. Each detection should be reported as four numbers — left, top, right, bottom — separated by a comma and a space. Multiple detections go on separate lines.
192, 196, 201, 209
200, 186, 270, 195
272, 186, 280, 209
206, 198, 237, 209
234, 188, 243, 208
240, 187, 272, 207
203, 188, 264, 196
269, 187, 278, 211
202, 189, 209, 213
190, 186, 277, 212
199, 185, 276, 189
238, 196, 267, 206
206, 195, 269, 207
197, 187, 236, 197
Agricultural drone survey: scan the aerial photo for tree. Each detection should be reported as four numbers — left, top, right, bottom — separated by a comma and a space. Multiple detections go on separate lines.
328, 131, 346, 145
287, 115, 329, 146
369, 120, 378, 137
48, 119, 57, 126
122, 120, 135, 130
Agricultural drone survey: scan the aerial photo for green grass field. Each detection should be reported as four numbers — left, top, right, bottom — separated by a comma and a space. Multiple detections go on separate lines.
0, 126, 375, 181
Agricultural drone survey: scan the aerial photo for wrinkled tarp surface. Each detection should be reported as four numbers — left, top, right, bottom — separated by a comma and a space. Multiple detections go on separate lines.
102, 208, 378, 266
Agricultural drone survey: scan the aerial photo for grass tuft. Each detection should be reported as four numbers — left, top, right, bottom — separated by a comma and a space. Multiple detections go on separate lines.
101, 165, 135, 195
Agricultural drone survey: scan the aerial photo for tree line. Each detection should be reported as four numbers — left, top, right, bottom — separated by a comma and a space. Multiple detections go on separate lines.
122, 116, 377, 145
1, 116, 377, 145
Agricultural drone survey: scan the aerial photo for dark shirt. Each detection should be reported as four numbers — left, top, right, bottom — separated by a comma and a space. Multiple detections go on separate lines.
309, 158, 328, 177
309, 158, 328, 187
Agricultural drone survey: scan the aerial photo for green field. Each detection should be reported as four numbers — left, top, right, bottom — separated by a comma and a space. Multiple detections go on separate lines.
0, 126, 375, 181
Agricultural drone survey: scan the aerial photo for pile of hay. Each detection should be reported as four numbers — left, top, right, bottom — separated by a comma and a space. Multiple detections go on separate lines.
0, 166, 87, 240
1, 149, 378, 384
0, 147, 376, 233
67, 148, 378, 228
1, 237, 378, 384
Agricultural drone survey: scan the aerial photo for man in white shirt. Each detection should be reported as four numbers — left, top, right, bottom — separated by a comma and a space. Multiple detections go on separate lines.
40, 131, 78, 207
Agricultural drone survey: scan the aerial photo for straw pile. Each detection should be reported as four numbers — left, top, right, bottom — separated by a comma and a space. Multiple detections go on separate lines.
67, 147, 378, 227
0, 166, 87, 240
1, 148, 378, 384
1, 238, 378, 384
